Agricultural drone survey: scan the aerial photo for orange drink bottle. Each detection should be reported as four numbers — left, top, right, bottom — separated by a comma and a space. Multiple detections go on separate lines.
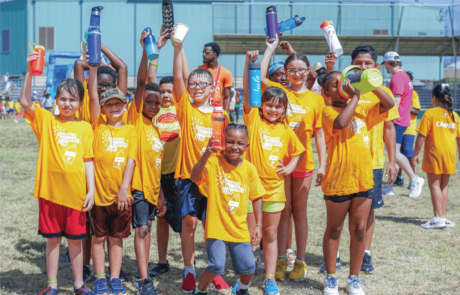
212, 104, 225, 150
29, 43, 45, 75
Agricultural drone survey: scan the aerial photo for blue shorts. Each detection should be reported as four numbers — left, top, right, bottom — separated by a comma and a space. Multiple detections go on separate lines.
132, 190, 156, 228
400, 134, 415, 158
394, 124, 407, 144
324, 189, 374, 203
206, 239, 255, 275
161, 172, 182, 233
371, 169, 384, 210
179, 178, 207, 221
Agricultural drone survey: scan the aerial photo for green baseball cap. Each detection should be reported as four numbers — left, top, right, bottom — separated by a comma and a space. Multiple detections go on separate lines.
100, 88, 127, 106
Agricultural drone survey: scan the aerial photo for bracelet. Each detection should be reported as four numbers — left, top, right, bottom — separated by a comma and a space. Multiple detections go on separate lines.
47, 280, 57, 284
149, 61, 158, 66
256, 224, 263, 227
94, 273, 106, 278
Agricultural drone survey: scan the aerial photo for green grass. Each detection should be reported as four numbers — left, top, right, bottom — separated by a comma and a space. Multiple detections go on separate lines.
1, 117, 459, 295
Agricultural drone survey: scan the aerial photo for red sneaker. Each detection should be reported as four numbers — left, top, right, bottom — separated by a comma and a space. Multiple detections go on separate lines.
210, 275, 230, 292
182, 273, 196, 293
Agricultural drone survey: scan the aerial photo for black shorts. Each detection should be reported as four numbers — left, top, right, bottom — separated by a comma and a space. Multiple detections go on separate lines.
371, 169, 384, 210
132, 190, 156, 228
179, 178, 207, 221
161, 172, 182, 233
324, 189, 374, 203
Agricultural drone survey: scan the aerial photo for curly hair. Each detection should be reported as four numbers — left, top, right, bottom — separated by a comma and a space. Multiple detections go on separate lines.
204, 42, 221, 57
433, 83, 455, 121
97, 65, 118, 84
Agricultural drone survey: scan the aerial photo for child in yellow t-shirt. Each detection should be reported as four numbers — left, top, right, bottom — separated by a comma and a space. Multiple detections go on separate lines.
243, 51, 305, 294
319, 71, 394, 295
414, 83, 460, 229
20, 50, 95, 295
14, 101, 21, 122
190, 123, 265, 295
171, 27, 231, 292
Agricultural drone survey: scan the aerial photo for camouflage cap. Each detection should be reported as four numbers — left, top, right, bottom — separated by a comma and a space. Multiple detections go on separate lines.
100, 88, 127, 106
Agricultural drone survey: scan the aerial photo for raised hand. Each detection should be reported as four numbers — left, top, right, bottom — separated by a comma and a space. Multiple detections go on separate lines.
325, 51, 338, 71
157, 25, 169, 50
278, 41, 296, 55
26, 51, 39, 73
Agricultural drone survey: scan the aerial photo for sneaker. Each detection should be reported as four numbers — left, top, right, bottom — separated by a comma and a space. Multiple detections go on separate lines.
257, 250, 265, 270
409, 176, 424, 199
275, 258, 288, 281
13, 119, 18, 123
109, 278, 127, 295
148, 261, 170, 277
65, 250, 71, 265
393, 177, 404, 187
263, 279, 279, 295
346, 276, 366, 295
286, 249, 296, 267
93, 278, 110, 295
107, 267, 130, 282
421, 216, 446, 229
319, 257, 341, 274
182, 273, 196, 293
288, 259, 307, 281
210, 274, 230, 291
137, 278, 157, 295
444, 218, 455, 227
71, 265, 91, 285
232, 279, 240, 294
192, 290, 207, 295
360, 253, 374, 274
236, 289, 251, 295
133, 272, 141, 289
74, 285, 96, 295
39, 287, 58, 295
323, 276, 339, 295
382, 184, 395, 196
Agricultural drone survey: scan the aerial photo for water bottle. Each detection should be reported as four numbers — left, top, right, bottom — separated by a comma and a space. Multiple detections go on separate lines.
320, 20, 343, 57
338, 66, 383, 99
212, 104, 225, 150
265, 6, 278, 42
143, 27, 159, 60
88, 6, 103, 67
248, 60, 261, 107
29, 43, 45, 76
264, 15, 306, 36
162, 0, 174, 40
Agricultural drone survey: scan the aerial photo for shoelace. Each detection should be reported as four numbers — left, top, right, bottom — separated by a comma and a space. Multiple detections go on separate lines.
95, 279, 107, 288
39, 287, 51, 295
325, 277, 338, 288
75, 285, 91, 295
349, 277, 366, 289
111, 279, 122, 288
264, 279, 277, 291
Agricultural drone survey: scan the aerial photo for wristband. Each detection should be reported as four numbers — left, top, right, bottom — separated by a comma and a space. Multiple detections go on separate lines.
149, 61, 158, 66
256, 224, 263, 227
48, 280, 57, 284
94, 273, 106, 278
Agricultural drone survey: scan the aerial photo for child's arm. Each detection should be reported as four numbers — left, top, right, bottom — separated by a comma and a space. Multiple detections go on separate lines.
181, 49, 190, 86
82, 160, 95, 212
147, 27, 169, 83
325, 51, 338, 74
88, 65, 100, 123
20, 51, 38, 116
117, 158, 135, 211
314, 128, 326, 186
383, 122, 397, 184
243, 51, 259, 115
251, 198, 263, 247
101, 43, 127, 95
134, 31, 149, 111
333, 80, 360, 129
373, 88, 395, 113
260, 34, 279, 89
190, 137, 221, 183
172, 26, 185, 101
276, 153, 305, 176
457, 137, 460, 161
74, 59, 89, 84
413, 133, 426, 166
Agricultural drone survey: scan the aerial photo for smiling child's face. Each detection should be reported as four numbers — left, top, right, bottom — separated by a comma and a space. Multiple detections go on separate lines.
224, 128, 248, 161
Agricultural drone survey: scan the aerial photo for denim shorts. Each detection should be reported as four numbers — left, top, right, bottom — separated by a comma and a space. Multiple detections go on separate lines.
394, 124, 407, 144
206, 239, 255, 275
324, 189, 374, 203
400, 134, 415, 158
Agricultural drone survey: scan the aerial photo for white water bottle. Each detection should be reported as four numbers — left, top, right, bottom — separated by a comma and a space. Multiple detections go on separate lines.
320, 20, 343, 57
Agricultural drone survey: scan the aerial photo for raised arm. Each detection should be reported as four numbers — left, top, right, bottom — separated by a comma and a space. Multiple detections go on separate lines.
243, 51, 259, 115
325, 51, 338, 74
190, 137, 220, 183
134, 31, 149, 111
20, 51, 37, 116
88, 65, 100, 123
74, 59, 89, 84
101, 44, 127, 95
260, 35, 279, 89
181, 49, 190, 86
148, 27, 169, 83
172, 30, 185, 100
333, 80, 360, 129
373, 88, 395, 113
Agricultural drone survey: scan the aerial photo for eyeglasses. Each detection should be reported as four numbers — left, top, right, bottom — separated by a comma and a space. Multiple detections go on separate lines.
202, 50, 214, 55
188, 82, 212, 89
286, 68, 309, 76
272, 72, 288, 79
97, 83, 116, 89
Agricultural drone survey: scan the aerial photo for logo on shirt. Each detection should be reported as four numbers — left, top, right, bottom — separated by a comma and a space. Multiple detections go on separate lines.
289, 115, 302, 132
216, 171, 246, 195
347, 118, 370, 148
287, 102, 309, 117
146, 128, 163, 152
267, 148, 280, 168
259, 128, 283, 151
155, 112, 180, 142
63, 144, 77, 164
191, 117, 212, 142
442, 112, 451, 119
53, 126, 81, 146
226, 194, 241, 215
436, 121, 456, 129
102, 130, 128, 152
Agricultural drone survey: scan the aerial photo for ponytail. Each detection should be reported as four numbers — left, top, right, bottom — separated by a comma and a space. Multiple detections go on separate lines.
432, 83, 455, 122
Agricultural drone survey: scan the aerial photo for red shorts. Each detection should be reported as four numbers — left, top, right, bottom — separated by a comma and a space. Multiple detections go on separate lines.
38, 198, 86, 240
292, 170, 314, 178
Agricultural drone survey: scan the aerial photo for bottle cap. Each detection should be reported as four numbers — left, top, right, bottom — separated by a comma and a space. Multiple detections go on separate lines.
266, 5, 277, 13
320, 20, 333, 29
92, 6, 104, 12
295, 16, 306, 27
249, 61, 261, 70
213, 104, 223, 111
144, 27, 152, 34
29, 43, 45, 51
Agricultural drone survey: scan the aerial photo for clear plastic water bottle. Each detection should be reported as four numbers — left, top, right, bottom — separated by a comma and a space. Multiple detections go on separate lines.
212, 104, 225, 150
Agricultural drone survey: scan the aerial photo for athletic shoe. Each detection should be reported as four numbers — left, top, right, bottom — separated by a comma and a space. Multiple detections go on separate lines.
93, 278, 110, 295
421, 216, 446, 229
210, 274, 230, 291
323, 276, 339, 295
381, 184, 395, 196
275, 258, 288, 281
109, 278, 127, 295
39, 287, 58, 295
148, 261, 170, 277
286, 249, 296, 267
13, 119, 18, 123
346, 276, 366, 295
263, 279, 279, 295
288, 259, 307, 281
236, 289, 251, 295
444, 218, 455, 227
409, 176, 424, 199
192, 290, 207, 295
65, 250, 71, 265
257, 250, 265, 270
232, 279, 240, 294
133, 272, 141, 289
107, 267, 130, 282
319, 257, 341, 274
137, 278, 157, 295
74, 285, 96, 295
360, 253, 374, 274
182, 273, 196, 293
71, 265, 91, 285
393, 177, 404, 187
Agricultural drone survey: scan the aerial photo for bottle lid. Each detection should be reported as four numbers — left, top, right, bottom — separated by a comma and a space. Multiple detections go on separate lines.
295, 16, 306, 27
249, 61, 261, 70
266, 5, 277, 13
92, 6, 103, 12
29, 43, 45, 51
144, 27, 152, 34
320, 20, 333, 29
162, 0, 173, 5
213, 104, 223, 111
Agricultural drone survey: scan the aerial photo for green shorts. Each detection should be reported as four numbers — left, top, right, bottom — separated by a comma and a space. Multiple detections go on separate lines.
247, 200, 253, 214
263, 201, 285, 213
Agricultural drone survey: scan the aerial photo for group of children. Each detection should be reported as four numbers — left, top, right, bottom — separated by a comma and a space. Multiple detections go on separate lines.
20, 24, 460, 295
1, 96, 22, 122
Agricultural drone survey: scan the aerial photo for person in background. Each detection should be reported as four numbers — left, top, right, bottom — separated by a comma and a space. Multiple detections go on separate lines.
14, 100, 21, 123
43, 93, 54, 112
229, 86, 237, 122
268, 62, 289, 88
7, 97, 14, 118
1, 97, 6, 120
234, 88, 241, 123
310, 62, 327, 95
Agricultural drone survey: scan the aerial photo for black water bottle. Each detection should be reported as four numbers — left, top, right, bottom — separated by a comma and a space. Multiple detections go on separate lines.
162, 0, 174, 39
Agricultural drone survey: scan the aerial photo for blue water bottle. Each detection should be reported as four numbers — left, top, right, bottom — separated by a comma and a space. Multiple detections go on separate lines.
249, 60, 261, 107
143, 27, 159, 60
88, 6, 103, 67
264, 15, 306, 36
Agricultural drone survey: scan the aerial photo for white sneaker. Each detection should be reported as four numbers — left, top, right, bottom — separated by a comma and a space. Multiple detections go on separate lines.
286, 249, 296, 267
409, 176, 424, 198
421, 217, 446, 229
346, 276, 365, 295
13, 120, 18, 123
443, 218, 455, 227
257, 250, 265, 270
382, 184, 395, 196
323, 276, 339, 295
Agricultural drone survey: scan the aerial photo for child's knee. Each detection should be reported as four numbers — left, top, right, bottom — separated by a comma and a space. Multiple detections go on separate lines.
350, 221, 367, 239
183, 218, 197, 233
136, 226, 149, 239
327, 225, 343, 240
263, 227, 278, 243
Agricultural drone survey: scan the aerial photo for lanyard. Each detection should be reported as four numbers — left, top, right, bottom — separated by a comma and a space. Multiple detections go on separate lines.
206, 64, 221, 104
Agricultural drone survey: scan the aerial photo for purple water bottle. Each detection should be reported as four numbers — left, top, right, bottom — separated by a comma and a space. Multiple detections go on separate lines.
265, 6, 278, 42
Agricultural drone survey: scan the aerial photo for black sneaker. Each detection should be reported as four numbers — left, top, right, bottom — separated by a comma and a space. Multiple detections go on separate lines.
71, 265, 91, 285
394, 177, 404, 187
236, 289, 251, 295
192, 290, 207, 295
107, 267, 130, 282
148, 261, 170, 277
137, 278, 158, 295
360, 253, 374, 274
65, 250, 71, 265
319, 257, 341, 274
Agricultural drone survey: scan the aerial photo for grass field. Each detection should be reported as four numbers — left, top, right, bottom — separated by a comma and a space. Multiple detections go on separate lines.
1, 117, 459, 295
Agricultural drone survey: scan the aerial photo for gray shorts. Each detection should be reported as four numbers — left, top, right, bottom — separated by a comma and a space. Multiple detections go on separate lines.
206, 239, 255, 275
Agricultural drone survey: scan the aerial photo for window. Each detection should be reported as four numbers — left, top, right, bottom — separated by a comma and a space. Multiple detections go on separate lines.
373, 29, 389, 36
39, 27, 55, 50
2, 29, 10, 52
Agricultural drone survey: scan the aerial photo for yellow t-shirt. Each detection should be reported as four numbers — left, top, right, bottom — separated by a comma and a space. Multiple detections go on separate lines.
243, 108, 305, 202
14, 102, 21, 113
404, 90, 421, 136
8, 101, 14, 109
26, 104, 94, 210
361, 86, 400, 170
92, 114, 137, 206
1, 100, 5, 108
416, 108, 460, 175
153, 105, 181, 175
128, 99, 163, 205
173, 90, 230, 180
266, 80, 325, 173
197, 156, 266, 243
321, 102, 389, 196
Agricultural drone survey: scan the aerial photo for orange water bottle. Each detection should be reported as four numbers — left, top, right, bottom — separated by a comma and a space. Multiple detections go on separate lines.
29, 43, 45, 75
212, 104, 225, 150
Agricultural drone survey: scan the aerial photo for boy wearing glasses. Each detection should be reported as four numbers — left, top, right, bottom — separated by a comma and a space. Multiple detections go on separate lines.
172, 30, 231, 293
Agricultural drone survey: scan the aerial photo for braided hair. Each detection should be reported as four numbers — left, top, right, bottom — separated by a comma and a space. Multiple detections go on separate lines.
432, 83, 455, 121
225, 122, 248, 139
